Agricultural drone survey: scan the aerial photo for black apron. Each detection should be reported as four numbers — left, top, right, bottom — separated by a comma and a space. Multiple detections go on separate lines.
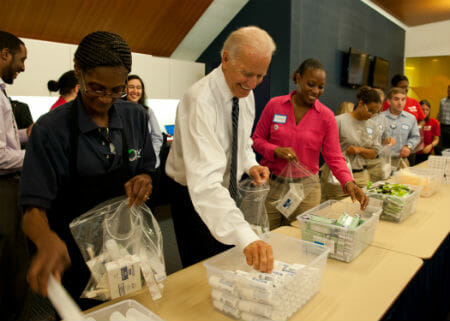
47, 102, 130, 310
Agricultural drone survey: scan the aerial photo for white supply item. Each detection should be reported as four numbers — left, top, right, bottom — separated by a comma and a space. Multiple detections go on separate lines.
85, 299, 164, 321
106, 255, 142, 299
212, 299, 241, 319
110, 311, 127, 321
47, 275, 85, 321
275, 183, 304, 217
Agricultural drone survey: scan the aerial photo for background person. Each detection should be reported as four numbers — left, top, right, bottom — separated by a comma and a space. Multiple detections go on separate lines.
416, 99, 440, 163
366, 88, 396, 182
437, 85, 450, 153
125, 74, 163, 208
321, 86, 381, 200
19, 31, 156, 310
252, 58, 368, 229
383, 87, 420, 168
48, 70, 79, 110
165, 26, 274, 271
0, 30, 31, 321
336, 101, 354, 115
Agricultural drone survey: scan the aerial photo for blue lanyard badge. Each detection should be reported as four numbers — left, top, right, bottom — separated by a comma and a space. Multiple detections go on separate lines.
273, 114, 288, 124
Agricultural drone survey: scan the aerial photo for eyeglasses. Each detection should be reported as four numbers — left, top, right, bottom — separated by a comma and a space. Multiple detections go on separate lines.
80, 72, 127, 99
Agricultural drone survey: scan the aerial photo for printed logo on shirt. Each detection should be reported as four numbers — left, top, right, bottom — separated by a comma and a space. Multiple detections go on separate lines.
408, 106, 417, 112
366, 127, 374, 136
128, 148, 142, 162
401, 124, 410, 130
273, 114, 287, 124
424, 125, 432, 131
274, 124, 279, 130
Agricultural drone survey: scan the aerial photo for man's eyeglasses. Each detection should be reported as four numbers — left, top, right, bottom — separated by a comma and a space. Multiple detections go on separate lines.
80, 72, 127, 99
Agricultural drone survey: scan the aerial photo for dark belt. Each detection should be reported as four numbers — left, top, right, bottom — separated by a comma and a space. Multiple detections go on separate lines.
352, 166, 367, 173
0, 172, 20, 179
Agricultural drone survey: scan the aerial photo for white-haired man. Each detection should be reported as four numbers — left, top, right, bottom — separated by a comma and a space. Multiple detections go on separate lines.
166, 26, 275, 272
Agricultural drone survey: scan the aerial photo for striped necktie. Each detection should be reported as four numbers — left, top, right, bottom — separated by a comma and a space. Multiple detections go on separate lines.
229, 97, 239, 202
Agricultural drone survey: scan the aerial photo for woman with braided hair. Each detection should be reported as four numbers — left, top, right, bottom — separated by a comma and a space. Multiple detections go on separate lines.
19, 31, 156, 309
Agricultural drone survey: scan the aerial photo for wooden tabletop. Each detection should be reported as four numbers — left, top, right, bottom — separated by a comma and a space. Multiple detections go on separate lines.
88, 226, 422, 321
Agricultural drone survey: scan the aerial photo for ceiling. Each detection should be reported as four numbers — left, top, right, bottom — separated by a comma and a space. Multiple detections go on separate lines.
0, 0, 213, 57
370, 0, 450, 27
0, 0, 449, 59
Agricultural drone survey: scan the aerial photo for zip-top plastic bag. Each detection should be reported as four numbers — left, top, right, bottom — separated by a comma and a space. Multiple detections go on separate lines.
237, 178, 270, 240
69, 198, 166, 302
328, 156, 353, 185
270, 161, 319, 218
380, 144, 392, 179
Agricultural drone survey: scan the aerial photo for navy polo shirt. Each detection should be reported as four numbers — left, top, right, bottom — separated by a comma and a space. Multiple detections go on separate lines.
19, 95, 156, 209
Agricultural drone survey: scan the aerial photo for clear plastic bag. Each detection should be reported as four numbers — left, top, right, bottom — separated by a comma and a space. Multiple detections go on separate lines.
328, 157, 352, 185
270, 161, 319, 218
380, 144, 392, 179
237, 178, 270, 240
69, 198, 166, 302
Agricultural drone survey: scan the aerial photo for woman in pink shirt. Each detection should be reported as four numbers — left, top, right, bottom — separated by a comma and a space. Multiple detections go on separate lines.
253, 58, 368, 229
48, 70, 79, 111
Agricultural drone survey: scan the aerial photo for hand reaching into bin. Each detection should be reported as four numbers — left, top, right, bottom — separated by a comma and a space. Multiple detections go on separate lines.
244, 240, 274, 273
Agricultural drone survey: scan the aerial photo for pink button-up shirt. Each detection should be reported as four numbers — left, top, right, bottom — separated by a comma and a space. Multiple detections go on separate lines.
252, 91, 353, 189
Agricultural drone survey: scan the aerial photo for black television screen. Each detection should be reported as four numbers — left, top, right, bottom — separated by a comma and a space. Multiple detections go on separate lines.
371, 56, 390, 90
346, 47, 370, 87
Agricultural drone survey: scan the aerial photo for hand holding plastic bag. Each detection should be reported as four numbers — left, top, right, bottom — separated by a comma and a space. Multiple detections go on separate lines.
270, 161, 319, 218
69, 198, 166, 302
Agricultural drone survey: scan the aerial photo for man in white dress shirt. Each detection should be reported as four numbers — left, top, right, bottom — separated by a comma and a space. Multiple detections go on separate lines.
166, 26, 275, 272
0, 30, 30, 321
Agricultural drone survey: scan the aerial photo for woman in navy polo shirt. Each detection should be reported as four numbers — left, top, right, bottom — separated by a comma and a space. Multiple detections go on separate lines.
19, 31, 156, 309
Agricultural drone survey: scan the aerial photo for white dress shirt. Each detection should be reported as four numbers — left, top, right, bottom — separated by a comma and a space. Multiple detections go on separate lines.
165, 65, 260, 250
0, 77, 27, 174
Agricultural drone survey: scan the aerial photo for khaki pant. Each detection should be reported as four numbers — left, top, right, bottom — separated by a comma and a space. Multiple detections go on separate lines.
366, 158, 384, 182
265, 175, 321, 230
320, 165, 369, 201
391, 157, 409, 169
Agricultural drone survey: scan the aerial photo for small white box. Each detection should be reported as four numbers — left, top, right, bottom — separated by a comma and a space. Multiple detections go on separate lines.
106, 255, 142, 299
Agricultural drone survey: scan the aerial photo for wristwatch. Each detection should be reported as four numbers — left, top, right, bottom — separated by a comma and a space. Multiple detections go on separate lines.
406, 143, 412, 150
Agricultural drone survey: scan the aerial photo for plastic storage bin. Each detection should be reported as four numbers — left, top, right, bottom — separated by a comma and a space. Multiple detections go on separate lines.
297, 200, 381, 262
442, 149, 450, 157
365, 183, 422, 222
392, 167, 442, 197
427, 155, 450, 184
203, 232, 329, 321
85, 299, 163, 321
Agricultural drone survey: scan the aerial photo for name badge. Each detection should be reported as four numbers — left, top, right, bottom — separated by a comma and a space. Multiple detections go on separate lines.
273, 114, 287, 124
366, 127, 374, 135
408, 106, 417, 112
424, 125, 432, 131
401, 124, 410, 130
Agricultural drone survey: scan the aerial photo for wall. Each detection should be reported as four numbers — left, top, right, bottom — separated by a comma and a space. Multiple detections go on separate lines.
290, 0, 405, 111
197, 0, 405, 118
405, 20, 450, 58
405, 56, 450, 119
7, 38, 205, 99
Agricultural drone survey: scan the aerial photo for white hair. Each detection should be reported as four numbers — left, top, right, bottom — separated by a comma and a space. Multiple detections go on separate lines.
221, 26, 276, 61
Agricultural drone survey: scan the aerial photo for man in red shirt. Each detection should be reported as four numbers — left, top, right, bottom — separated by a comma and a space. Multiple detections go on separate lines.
382, 74, 425, 122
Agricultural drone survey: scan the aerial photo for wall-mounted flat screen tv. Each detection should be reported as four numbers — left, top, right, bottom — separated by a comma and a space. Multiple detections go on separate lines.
346, 47, 370, 87
371, 56, 390, 90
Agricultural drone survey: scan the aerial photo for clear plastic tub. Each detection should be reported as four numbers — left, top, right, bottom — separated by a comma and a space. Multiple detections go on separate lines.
442, 149, 450, 157
365, 183, 423, 223
85, 299, 163, 321
203, 232, 329, 321
297, 200, 381, 262
427, 155, 450, 184
392, 167, 442, 197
